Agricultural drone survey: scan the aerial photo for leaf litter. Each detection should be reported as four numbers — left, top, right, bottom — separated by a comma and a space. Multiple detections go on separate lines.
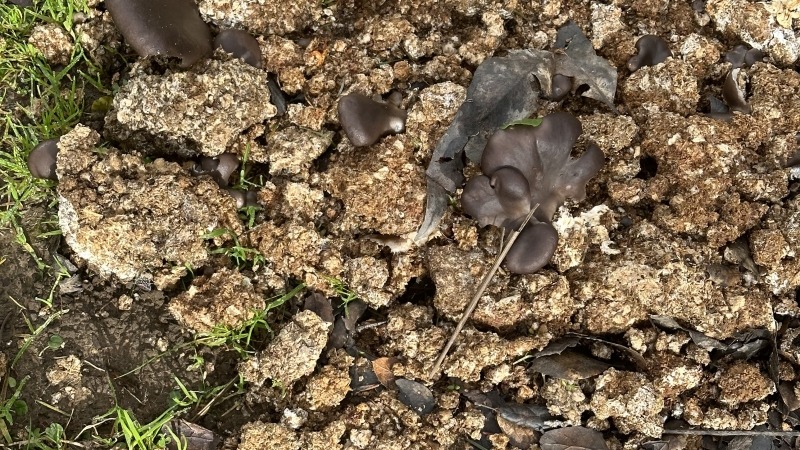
416, 23, 618, 243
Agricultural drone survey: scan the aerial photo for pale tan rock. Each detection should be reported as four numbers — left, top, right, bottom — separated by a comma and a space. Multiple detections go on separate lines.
106, 58, 274, 157
57, 126, 242, 289
29, 23, 73, 66
240, 310, 330, 387
169, 268, 265, 333
590, 368, 665, 437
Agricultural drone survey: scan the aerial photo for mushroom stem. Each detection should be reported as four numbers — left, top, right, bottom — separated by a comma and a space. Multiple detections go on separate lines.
428, 206, 538, 379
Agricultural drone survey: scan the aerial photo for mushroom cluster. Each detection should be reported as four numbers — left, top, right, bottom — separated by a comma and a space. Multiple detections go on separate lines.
461, 112, 605, 274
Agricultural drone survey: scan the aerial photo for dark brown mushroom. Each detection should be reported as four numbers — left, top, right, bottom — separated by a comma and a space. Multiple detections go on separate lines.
627, 35, 672, 72
106, 0, 212, 68
194, 153, 240, 186
722, 68, 751, 114
461, 111, 605, 274
549, 74, 574, 101
505, 222, 559, 274
462, 166, 532, 229
724, 44, 765, 69
214, 29, 263, 68
226, 189, 258, 209
27, 139, 59, 180
338, 93, 407, 147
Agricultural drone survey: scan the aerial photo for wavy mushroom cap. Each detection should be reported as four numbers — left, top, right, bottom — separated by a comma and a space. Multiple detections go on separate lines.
106, 0, 212, 68
463, 111, 604, 230
338, 93, 407, 147
627, 35, 672, 72
724, 45, 764, 69
462, 166, 532, 229
195, 153, 240, 186
215, 29, 263, 68
505, 222, 559, 274
722, 68, 751, 114
27, 139, 59, 180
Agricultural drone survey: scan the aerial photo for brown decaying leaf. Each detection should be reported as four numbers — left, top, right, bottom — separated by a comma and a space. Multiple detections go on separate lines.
372, 357, 397, 389
539, 426, 609, 450
529, 350, 610, 381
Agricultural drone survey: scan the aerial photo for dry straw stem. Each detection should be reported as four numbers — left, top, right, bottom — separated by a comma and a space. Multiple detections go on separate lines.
429, 206, 538, 378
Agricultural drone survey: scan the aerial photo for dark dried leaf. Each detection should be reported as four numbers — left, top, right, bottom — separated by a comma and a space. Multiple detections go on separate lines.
529, 350, 610, 380
540, 427, 609, 450
164, 419, 220, 450
416, 50, 546, 242
552, 22, 618, 111
349, 358, 381, 392
395, 378, 435, 415
641, 441, 669, 450
372, 357, 397, 389
497, 403, 557, 432
778, 382, 800, 411
649, 315, 725, 351
343, 300, 368, 331
304, 292, 334, 323
534, 337, 582, 357
567, 333, 647, 369
728, 436, 776, 450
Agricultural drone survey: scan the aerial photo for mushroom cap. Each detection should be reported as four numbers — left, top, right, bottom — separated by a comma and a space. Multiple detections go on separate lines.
481, 111, 587, 222
462, 166, 532, 229
722, 68, 751, 114
550, 74, 573, 101
627, 35, 672, 72
462, 111, 605, 228
724, 44, 764, 69
194, 153, 240, 186
106, 0, 212, 68
338, 93, 407, 147
214, 29, 263, 68
27, 138, 59, 180
505, 222, 559, 274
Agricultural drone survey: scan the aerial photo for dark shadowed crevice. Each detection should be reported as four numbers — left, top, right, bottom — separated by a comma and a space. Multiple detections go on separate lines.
635, 155, 658, 180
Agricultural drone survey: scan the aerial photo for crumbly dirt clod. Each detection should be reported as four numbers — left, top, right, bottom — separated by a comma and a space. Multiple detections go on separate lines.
240, 310, 330, 387
589, 368, 666, 437
57, 125, 242, 289
105, 58, 275, 157
168, 268, 266, 333
199, 0, 322, 36
717, 361, 775, 406
298, 349, 353, 411
28, 23, 73, 66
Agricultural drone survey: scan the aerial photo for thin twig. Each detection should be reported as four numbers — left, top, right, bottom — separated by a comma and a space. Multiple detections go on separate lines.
429, 207, 538, 378
662, 429, 800, 437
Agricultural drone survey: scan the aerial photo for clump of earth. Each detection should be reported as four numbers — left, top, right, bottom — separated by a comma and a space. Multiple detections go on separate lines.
4, 0, 800, 448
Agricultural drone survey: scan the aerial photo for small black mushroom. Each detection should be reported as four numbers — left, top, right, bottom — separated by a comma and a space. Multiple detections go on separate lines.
105, 0, 212, 68
724, 44, 765, 69
194, 153, 240, 186
627, 35, 672, 72
225, 189, 258, 209
505, 222, 559, 274
27, 139, 59, 180
722, 68, 751, 114
549, 74, 574, 101
214, 29, 263, 68
338, 93, 407, 147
